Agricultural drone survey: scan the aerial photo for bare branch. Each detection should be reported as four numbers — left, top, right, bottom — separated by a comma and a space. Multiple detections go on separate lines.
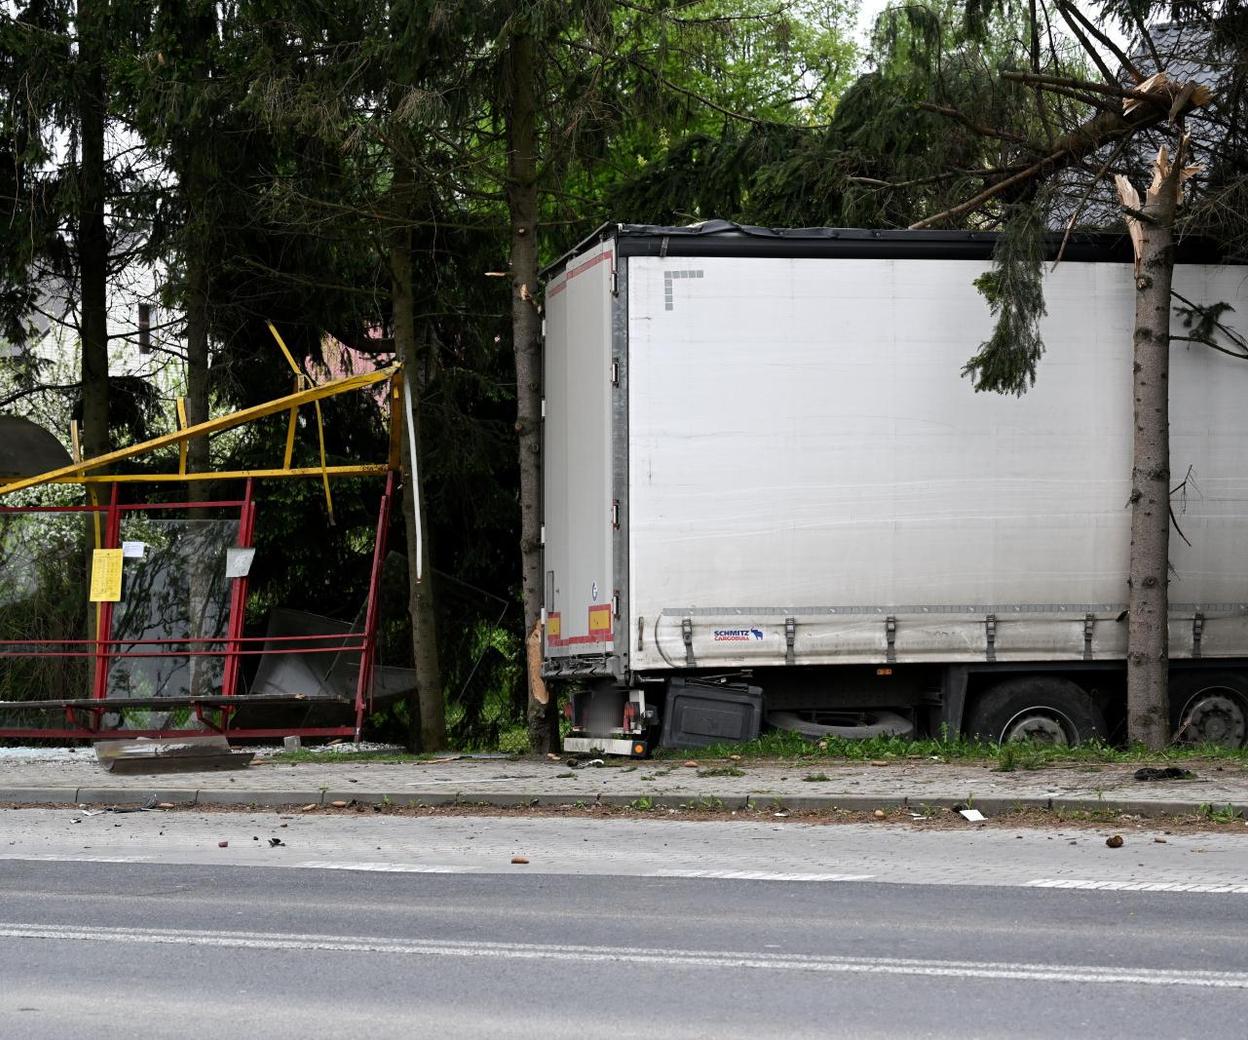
916, 103, 1034, 147
1058, 1, 1146, 82
1052, 134, 1135, 266
1054, 2, 1120, 85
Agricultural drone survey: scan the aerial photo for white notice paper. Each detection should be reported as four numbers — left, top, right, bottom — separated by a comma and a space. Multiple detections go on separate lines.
121, 541, 146, 559
225, 547, 256, 579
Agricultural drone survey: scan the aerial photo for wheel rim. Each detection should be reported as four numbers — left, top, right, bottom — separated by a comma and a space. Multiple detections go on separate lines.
1178, 688, 1248, 748
1000, 706, 1074, 746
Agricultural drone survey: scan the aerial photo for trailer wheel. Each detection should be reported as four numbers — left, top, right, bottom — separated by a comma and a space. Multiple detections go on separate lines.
1171, 673, 1248, 749
966, 678, 1105, 746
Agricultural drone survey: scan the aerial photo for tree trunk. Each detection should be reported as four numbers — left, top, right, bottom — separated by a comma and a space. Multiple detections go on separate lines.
76, 0, 110, 700
183, 202, 210, 474
77, 0, 109, 460
391, 216, 445, 752
184, 241, 213, 699
1124, 156, 1182, 750
505, 29, 555, 754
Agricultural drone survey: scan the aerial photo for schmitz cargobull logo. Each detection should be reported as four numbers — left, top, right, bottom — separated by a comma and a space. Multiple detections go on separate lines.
712, 628, 764, 642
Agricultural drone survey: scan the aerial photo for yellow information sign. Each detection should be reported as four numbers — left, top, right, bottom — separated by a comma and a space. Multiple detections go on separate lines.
89, 549, 123, 603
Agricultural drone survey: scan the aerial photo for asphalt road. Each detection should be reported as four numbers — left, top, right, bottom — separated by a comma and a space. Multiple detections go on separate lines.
1, 813, 1247, 1039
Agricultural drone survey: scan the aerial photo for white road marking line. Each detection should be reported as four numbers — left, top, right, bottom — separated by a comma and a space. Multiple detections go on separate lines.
293, 861, 473, 873
1, 854, 869, 881
0, 854, 157, 865
1, 922, 1245, 989
653, 870, 874, 882
1028, 879, 1248, 894
3, 853, 1245, 895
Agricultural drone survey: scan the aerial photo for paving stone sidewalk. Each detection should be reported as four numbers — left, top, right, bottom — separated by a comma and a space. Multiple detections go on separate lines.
0, 753, 1245, 815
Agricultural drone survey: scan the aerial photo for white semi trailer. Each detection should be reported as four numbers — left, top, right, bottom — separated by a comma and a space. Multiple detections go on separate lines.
541, 222, 1248, 754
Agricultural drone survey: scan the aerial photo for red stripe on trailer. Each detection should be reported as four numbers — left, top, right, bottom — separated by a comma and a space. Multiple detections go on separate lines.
565, 249, 613, 283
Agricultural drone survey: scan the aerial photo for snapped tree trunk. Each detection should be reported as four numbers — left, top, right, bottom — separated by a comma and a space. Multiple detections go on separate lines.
1118, 150, 1184, 750
505, 29, 555, 754
391, 216, 445, 752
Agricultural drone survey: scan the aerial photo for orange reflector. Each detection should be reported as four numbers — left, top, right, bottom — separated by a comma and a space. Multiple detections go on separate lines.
588, 604, 612, 634
633, 743, 645, 756
876, 667, 893, 676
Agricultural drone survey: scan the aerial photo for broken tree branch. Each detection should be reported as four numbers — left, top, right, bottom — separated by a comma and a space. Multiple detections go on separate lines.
1058, 0, 1146, 82
913, 76, 1211, 230
916, 102, 1034, 146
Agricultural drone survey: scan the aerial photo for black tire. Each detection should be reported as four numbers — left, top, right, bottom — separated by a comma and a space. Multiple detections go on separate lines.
966, 677, 1106, 746
1170, 672, 1248, 749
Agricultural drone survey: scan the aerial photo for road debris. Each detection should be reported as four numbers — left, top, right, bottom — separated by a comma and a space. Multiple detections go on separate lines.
1134, 767, 1195, 781
958, 809, 986, 822
1106, 834, 1124, 848
511, 855, 529, 864
217, 840, 228, 848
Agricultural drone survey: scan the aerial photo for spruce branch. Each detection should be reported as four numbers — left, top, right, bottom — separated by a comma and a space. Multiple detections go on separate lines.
962, 205, 1048, 396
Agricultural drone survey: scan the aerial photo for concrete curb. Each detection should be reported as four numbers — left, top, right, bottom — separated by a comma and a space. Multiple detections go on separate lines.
0, 785, 1242, 817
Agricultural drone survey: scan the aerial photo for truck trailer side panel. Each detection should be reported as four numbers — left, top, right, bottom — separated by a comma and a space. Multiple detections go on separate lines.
542, 240, 615, 659
621, 253, 1248, 671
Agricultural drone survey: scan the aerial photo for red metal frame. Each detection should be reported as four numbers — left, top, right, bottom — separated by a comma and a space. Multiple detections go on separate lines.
91, 484, 122, 703
220, 478, 256, 703
0, 479, 393, 743
352, 471, 394, 739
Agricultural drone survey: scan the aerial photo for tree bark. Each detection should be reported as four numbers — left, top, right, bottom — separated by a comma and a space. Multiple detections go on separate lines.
183, 236, 213, 699
1124, 156, 1182, 750
185, 245, 210, 470
75, 0, 110, 700
77, 0, 109, 460
505, 29, 556, 754
391, 212, 445, 752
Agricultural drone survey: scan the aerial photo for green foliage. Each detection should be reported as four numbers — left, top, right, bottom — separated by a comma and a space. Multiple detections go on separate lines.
656, 728, 1248, 765
1197, 802, 1244, 823
497, 725, 532, 754
0, 509, 88, 718
963, 205, 1048, 395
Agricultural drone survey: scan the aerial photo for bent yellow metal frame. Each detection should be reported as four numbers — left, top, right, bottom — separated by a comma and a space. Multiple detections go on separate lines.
0, 364, 402, 497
